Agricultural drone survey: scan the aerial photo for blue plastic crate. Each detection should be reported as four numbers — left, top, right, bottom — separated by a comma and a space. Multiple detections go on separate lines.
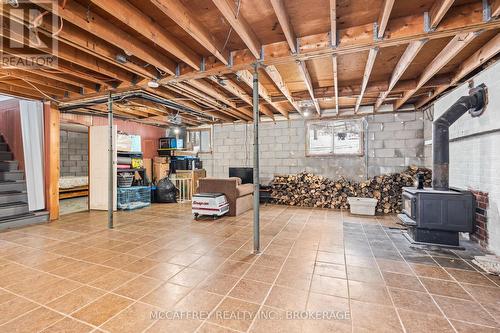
117, 186, 151, 210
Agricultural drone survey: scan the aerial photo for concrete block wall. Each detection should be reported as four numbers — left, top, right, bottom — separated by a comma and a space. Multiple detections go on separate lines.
200, 111, 426, 183
60, 130, 88, 177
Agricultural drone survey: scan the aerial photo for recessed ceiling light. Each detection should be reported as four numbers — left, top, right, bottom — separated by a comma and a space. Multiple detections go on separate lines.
148, 80, 160, 88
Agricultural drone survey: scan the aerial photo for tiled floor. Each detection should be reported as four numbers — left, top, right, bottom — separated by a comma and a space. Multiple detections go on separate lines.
0, 203, 499, 332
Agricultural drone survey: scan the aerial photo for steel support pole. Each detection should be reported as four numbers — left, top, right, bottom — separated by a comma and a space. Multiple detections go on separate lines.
252, 64, 260, 253
108, 92, 114, 229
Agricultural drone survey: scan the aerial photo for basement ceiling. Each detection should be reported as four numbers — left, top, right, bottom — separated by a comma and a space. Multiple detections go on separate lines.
0, 0, 499, 126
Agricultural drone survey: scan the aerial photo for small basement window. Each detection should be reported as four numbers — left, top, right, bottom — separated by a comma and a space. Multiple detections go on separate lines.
187, 128, 212, 153
306, 119, 363, 156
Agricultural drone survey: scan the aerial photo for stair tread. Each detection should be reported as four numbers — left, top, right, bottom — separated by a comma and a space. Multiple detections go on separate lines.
0, 212, 35, 222
0, 202, 28, 208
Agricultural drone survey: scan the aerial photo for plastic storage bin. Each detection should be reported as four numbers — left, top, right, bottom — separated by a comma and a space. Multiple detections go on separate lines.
347, 197, 378, 216
117, 186, 151, 210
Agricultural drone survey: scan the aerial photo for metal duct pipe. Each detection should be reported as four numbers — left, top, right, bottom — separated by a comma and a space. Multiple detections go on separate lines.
432, 84, 487, 191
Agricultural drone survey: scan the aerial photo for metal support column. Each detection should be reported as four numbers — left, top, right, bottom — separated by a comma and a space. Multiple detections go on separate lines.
108, 92, 114, 229
252, 64, 260, 253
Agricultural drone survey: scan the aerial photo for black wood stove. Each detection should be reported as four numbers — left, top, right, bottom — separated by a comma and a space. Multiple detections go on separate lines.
398, 84, 488, 246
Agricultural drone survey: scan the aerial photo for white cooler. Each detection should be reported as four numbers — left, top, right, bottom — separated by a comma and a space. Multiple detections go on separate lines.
192, 193, 229, 220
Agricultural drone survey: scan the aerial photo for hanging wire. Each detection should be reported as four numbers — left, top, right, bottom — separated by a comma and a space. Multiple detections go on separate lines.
222, 0, 242, 51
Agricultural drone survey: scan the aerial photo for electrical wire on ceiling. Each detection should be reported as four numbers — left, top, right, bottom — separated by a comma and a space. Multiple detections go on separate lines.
222, 0, 242, 51
1, 74, 58, 102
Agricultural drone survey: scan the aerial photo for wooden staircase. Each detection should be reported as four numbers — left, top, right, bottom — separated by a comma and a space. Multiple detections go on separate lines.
0, 135, 48, 229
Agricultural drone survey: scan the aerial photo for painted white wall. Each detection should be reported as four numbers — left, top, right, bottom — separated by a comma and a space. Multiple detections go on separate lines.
433, 61, 500, 255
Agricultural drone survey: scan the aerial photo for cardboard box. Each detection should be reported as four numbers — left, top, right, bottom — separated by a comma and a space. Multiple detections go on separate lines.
143, 158, 152, 181
154, 156, 169, 164
154, 162, 169, 181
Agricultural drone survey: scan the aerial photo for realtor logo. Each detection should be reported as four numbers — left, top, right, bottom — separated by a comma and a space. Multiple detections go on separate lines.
0, 0, 59, 68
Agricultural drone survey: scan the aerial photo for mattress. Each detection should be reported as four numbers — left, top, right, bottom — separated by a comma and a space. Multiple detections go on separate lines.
59, 176, 88, 189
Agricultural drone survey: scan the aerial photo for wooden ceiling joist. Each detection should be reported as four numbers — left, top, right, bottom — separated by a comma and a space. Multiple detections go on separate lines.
394, 31, 477, 110
429, 0, 456, 30
166, 2, 497, 83
32, 0, 177, 75
264, 65, 301, 115
211, 0, 262, 59
330, 0, 337, 46
416, 32, 500, 108
270, 0, 316, 116
492, 0, 500, 17
375, 40, 427, 110
377, 0, 395, 39
209, 76, 253, 106
0, 69, 81, 94
297, 61, 320, 115
237, 69, 282, 119
187, 80, 237, 108
4, 7, 156, 80
355, 48, 378, 113
88, 0, 200, 70
150, 0, 229, 65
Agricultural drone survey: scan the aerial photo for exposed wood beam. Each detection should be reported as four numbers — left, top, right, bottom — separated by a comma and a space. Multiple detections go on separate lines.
290, 76, 451, 100
0, 69, 81, 94
88, 0, 200, 70
0, 78, 65, 98
394, 31, 477, 109
377, 0, 395, 39
6, 6, 155, 79
264, 65, 301, 115
211, 0, 262, 59
429, 0, 456, 29
332, 55, 339, 113
43, 102, 60, 221
330, 0, 337, 46
173, 83, 252, 121
375, 40, 427, 110
297, 61, 320, 115
188, 80, 237, 108
32, 0, 177, 75
355, 48, 378, 113
416, 33, 500, 108
209, 76, 253, 106
492, 0, 500, 17
23, 68, 98, 90
150, 0, 229, 65
270, 0, 297, 53
165, 2, 496, 83
237, 70, 282, 118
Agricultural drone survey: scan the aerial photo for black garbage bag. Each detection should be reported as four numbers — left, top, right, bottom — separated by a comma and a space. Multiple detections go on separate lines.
156, 178, 178, 203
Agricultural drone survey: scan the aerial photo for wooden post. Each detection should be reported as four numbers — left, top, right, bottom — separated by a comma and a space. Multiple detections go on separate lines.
43, 102, 60, 221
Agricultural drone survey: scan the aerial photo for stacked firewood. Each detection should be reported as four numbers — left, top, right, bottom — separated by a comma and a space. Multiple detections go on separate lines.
271, 166, 432, 213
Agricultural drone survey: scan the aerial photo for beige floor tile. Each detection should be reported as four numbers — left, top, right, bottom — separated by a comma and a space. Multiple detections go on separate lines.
101, 302, 159, 333
310, 275, 348, 298
209, 297, 260, 332
197, 273, 240, 296
451, 320, 500, 333
144, 262, 184, 281
189, 255, 227, 272
420, 277, 473, 300
168, 267, 212, 287
41, 317, 94, 333
229, 279, 272, 304
265, 285, 308, 311
389, 287, 440, 314
0, 306, 63, 332
140, 282, 191, 308
88, 269, 137, 291
399, 309, 454, 333
72, 293, 133, 326
215, 260, 252, 277
47, 286, 105, 314
174, 289, 222, 313
243, 264, 280, 284
382, 271, 426, 292
114, 275, 163, 300
351, 301, 403, 332
411, 263, 453, 280
0, 296, 38, 325
434, 295, 499, 327
121, 258, 160, 274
